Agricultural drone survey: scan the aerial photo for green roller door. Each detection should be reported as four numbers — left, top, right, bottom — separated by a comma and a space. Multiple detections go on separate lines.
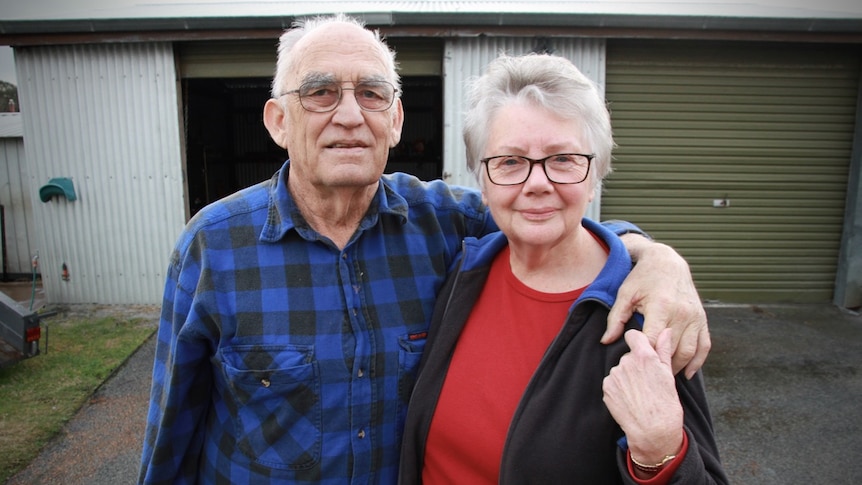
602, 40, 859, 303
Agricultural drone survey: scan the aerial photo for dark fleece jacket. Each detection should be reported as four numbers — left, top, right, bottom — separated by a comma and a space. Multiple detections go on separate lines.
398, 218, 728, 485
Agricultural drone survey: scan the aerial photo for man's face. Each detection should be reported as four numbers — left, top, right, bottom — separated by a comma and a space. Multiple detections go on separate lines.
270, 22, 404, 191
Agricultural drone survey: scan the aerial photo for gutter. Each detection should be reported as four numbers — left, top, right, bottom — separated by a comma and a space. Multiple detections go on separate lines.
1, 11, 861, 46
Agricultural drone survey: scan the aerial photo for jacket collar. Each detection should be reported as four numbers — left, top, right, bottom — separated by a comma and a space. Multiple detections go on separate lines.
458, 218, 634, 309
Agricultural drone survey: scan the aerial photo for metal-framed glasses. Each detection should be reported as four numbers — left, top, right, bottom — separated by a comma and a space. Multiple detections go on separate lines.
480, 153, 595, 186
281, 80, 399, 113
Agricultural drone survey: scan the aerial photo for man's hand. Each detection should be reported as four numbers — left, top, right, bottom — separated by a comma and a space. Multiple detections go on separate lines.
603, 234, 710, 379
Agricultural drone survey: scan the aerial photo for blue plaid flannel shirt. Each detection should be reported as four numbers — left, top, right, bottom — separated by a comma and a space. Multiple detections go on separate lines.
139, 160, 642, 484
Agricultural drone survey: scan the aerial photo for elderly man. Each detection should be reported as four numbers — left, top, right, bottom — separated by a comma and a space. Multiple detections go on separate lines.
140, 13, 709, 484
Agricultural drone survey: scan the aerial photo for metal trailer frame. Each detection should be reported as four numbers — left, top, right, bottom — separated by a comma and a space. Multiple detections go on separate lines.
0, 289, 42, 367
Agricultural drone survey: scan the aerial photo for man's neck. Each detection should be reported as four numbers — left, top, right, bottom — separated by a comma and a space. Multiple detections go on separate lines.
289, 177, 377, 249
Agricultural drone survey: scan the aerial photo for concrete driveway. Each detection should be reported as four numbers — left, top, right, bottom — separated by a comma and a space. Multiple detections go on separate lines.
704, 303, 862, 484
5, 302, 862, 484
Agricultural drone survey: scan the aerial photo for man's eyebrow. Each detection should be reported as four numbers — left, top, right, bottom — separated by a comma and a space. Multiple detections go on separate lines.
300, 72, 337, 85
358, 74, 388, 83
300, 72, 389, 85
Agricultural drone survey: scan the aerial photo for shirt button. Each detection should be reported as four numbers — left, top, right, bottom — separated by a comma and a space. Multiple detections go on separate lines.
357, 369, 364, 378
261, 378, 271, 388
358, 429, 366, 439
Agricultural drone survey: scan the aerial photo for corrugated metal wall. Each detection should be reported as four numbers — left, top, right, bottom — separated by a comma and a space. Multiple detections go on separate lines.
0, 136, 37, 276
16, 42, 186, 304
602, 40, 859, 303
442, 36, 606, 219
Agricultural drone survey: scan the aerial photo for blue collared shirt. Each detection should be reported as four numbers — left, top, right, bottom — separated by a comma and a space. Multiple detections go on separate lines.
139, 160, 641, 484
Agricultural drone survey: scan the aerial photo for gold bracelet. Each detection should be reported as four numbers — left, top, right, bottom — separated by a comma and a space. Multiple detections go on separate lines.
630, 453, 677, 473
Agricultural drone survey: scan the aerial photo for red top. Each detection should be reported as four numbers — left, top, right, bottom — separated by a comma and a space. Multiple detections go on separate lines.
422, 245, 583, 484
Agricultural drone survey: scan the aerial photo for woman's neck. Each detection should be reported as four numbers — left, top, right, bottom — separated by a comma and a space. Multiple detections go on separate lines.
508, 228, 608, 293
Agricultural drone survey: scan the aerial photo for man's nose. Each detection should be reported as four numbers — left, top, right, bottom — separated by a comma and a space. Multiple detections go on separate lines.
331, 88, 365, 121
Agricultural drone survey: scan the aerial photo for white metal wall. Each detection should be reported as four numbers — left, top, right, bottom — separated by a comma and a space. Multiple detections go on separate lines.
0, 136, 37, 276
442, 36, 606, 219
15, 42, 186, 304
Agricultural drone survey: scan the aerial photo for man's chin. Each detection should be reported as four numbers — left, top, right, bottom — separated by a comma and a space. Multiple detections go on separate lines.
326, 169, 384, 188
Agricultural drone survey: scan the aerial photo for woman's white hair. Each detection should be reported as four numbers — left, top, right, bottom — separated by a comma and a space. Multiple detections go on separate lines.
463, 53, 614, 188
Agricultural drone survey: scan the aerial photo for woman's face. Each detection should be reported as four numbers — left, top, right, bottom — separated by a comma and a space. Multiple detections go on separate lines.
482, 101, 595, 252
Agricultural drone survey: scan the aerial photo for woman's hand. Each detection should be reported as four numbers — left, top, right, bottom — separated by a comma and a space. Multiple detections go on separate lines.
603, 329, 684, 468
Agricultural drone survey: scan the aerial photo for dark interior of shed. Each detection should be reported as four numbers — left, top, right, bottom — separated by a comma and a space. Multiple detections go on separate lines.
182, 76, 442, 217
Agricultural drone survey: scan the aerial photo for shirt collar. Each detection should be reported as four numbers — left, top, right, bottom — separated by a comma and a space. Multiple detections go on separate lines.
260, 160, 409, 243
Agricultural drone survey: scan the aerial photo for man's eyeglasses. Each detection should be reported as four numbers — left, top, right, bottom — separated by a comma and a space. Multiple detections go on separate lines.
480, 153, 594, 186
281, 80, 399, 113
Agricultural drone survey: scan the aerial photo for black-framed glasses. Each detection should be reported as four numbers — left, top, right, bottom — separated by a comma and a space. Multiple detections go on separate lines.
281, 80, 399, 113
480, 153, 594, 186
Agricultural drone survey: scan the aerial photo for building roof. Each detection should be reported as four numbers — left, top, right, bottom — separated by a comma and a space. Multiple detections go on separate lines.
0, 112, 22, 138
2, 0, 861, 20
1, 0, 862, 42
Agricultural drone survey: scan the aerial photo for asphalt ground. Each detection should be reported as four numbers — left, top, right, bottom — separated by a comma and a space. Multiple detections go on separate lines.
4, 302, 862, 484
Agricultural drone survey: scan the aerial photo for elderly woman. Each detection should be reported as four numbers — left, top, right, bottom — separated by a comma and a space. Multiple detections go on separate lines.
398, 54, 728, 484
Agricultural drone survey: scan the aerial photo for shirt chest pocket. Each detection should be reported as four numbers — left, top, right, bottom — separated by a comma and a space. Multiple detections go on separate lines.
216, 345, 321, 471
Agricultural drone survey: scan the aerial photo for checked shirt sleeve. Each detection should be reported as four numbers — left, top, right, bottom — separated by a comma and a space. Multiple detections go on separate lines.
139, 243, 213, 484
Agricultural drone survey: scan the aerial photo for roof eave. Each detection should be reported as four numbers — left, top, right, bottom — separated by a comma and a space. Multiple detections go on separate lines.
2, 12, 862, 46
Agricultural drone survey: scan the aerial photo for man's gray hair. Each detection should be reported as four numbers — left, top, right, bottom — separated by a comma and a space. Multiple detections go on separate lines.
270, 13, 401, 98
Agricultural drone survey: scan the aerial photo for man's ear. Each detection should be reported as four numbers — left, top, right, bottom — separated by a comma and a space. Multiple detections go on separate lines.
389, 98, 405, 148
263, 98, 288, 148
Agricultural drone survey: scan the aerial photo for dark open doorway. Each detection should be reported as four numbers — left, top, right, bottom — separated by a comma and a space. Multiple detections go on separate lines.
182, 75, 443, 217
182, 77, 282, 216
386, 76, 443, 180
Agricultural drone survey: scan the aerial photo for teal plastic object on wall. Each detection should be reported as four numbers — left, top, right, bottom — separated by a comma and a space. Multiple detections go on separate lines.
39, 177, 77, 203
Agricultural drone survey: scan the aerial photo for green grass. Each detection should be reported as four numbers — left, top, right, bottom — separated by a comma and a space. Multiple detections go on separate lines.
0, 313, 156, 483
